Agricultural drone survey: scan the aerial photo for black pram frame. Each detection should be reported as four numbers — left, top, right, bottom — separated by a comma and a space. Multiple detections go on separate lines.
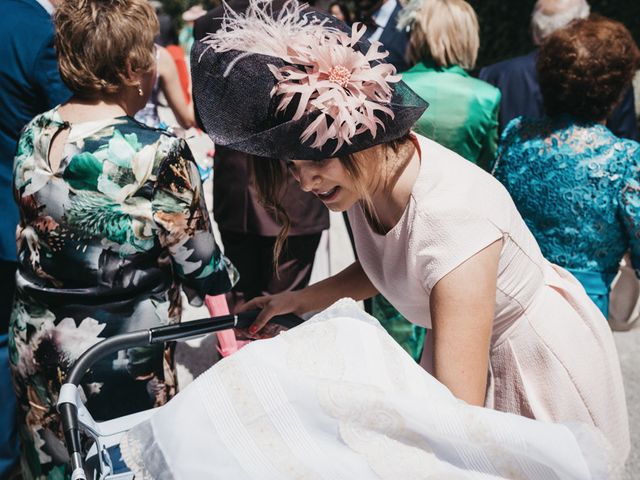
57, 311, 302, 480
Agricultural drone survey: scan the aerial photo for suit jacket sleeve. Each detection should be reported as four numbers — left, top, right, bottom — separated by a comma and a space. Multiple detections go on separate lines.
607, 87, 638, 142
32, 33, 71, 110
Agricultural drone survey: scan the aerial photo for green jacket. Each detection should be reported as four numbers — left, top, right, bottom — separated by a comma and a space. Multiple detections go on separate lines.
402, 61, 501, 170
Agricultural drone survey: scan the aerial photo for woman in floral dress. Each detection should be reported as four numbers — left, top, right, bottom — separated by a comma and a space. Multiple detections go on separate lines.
8, 1, 236, 478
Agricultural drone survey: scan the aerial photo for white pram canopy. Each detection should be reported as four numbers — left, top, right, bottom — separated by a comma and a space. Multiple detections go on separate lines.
121, 299, 611, 479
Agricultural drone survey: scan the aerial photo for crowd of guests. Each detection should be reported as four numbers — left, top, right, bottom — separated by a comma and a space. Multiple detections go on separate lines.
0, 0, 638, 478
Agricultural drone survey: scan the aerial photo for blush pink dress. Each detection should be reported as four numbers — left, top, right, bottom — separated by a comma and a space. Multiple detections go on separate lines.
347, 134, 629, 468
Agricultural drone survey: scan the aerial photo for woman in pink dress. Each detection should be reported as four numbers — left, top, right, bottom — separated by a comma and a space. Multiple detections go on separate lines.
191, 0, 629, 470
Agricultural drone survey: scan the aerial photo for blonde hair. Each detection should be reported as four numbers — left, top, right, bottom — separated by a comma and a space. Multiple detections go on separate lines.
54, 0, 159, 97
402, 0, 480, 69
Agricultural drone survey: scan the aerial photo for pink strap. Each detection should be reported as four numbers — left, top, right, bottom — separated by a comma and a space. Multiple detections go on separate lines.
205, 295, 240, 357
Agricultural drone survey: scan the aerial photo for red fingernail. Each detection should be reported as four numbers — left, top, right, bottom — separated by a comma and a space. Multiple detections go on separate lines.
249, 326, 257, 334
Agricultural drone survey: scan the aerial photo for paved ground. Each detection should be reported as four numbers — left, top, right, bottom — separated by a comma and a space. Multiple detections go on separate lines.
614, 325, 640, 478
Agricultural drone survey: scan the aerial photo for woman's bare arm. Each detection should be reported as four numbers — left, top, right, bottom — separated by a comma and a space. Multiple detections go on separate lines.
157, 46, 195, 130
429, 240, 501, 406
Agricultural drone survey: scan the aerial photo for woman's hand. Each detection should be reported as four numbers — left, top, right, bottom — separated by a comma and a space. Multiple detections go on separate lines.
234, 322, 290, 341
239, 261, 378, 334
238, 289, 309, 334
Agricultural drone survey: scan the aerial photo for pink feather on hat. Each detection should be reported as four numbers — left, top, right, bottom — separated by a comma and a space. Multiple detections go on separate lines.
202, 0, 401, 154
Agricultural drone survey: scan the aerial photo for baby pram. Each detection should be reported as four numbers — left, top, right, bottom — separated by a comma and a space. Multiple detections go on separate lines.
57, 306, 302, 480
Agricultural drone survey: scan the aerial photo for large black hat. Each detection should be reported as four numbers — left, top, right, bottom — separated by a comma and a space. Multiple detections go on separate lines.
191, 0, 427, 161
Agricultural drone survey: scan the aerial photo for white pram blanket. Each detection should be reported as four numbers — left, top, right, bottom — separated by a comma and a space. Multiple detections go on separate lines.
121, 299, 610, 479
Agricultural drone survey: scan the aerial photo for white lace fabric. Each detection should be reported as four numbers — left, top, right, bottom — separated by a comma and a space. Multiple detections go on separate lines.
121, 299, 611, 479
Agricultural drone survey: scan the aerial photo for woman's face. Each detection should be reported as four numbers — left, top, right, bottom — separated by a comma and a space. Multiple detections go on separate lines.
287, 157, 361, 212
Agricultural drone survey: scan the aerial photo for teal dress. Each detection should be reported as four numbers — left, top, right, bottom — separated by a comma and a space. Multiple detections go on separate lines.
371, 62, 501, 361
402, 61, 501, 170
493, 116, 640, 316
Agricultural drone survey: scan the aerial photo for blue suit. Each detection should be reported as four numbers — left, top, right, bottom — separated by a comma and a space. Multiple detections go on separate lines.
0, 0, 70, 476
364, 2, 410, 73
0, 0, 70, 263
480, 49, 638, 141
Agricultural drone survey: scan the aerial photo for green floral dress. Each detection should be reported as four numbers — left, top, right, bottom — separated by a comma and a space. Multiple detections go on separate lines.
9, 107, 238, 479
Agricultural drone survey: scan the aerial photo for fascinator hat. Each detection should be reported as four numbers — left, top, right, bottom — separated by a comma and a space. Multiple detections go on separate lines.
191, 0, 428, 161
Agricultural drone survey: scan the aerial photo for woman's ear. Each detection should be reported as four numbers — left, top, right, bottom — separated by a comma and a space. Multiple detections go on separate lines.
124, 58, 141, 86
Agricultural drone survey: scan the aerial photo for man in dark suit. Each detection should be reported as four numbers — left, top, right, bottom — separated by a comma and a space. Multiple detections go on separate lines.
0, 0, 70, 476
358, 0, 410, 72
194, 1, 330, 313
480, 0, 638, 140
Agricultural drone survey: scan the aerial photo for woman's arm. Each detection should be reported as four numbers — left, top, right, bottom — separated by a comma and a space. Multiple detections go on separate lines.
157, 46, 195, 130
619, 147, 640, 275
151, 139, 237, 303
241, 260, 378, 332
428, 240, 501, 406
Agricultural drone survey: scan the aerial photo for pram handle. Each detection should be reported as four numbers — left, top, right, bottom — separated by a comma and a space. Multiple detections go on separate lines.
66, 310, 301, 386
58, 310, 301, 479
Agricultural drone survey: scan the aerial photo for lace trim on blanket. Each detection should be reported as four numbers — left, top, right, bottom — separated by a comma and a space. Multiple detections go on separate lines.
565, 421, 615, 478
120, 420, 175, 480
287, 300, 606, 479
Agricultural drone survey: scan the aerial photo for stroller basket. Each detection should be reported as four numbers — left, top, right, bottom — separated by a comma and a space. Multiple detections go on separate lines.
57, 310, 302, 480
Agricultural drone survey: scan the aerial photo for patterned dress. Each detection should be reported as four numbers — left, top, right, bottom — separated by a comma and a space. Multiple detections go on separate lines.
493, 116, 640, 316
9, 107, 237, 479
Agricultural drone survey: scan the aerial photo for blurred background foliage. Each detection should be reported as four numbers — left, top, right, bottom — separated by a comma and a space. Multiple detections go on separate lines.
159, 0, 640, 69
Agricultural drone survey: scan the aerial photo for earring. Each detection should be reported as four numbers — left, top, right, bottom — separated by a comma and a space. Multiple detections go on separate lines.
137, 84, 144, 97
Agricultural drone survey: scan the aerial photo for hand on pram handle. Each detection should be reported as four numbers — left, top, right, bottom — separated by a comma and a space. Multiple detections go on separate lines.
57, 310, 303, 480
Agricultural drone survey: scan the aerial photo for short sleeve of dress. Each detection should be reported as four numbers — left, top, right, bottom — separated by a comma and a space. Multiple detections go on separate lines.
417, 210, 504, 292
619, 143, 640, 277
152, 138, 238, 305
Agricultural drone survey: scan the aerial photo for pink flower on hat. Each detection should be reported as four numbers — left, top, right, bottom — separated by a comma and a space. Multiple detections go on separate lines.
201, 1, 401, 154
268, 23, 401, 153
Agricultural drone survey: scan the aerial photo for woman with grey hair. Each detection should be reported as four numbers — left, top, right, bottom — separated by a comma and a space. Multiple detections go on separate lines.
530, 0, 590, 46
476, 0, 640, 140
